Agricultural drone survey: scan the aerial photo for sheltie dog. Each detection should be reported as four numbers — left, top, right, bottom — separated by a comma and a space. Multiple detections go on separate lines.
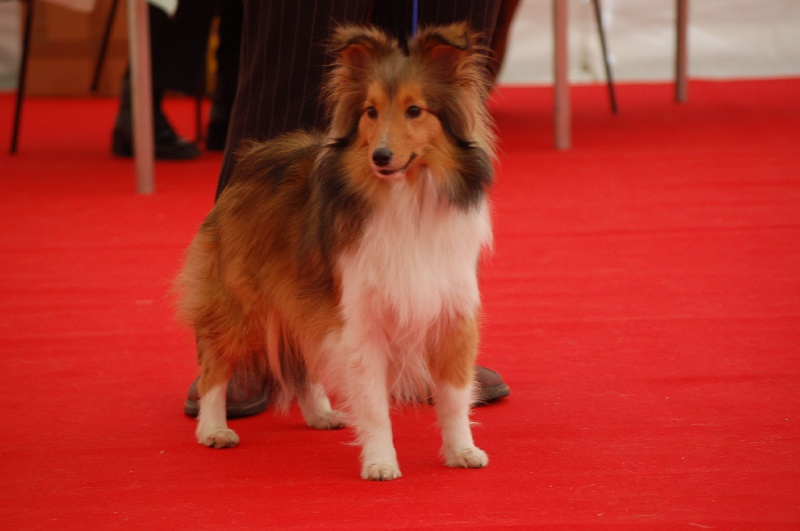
176, 23, 495, 481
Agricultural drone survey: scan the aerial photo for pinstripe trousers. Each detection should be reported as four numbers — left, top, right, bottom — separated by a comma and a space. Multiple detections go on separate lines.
215, 0, 500, 197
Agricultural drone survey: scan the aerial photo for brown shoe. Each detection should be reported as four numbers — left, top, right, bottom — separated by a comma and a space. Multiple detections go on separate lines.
184, 368, 269, 419
474, 365, 510, 405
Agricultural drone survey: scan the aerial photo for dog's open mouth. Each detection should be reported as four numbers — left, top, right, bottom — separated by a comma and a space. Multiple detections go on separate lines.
376, 153, 417, 178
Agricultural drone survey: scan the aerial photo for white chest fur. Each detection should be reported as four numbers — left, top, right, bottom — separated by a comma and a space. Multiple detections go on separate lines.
338, 175, 492, 335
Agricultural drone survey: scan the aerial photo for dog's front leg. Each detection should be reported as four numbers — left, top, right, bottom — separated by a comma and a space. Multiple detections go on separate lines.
434, 381, 487, 468
345, 341, 401, 481
298, 381, 346, 430
431, 314, 488, 469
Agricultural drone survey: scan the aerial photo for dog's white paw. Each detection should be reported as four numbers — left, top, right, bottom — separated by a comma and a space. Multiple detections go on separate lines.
444, 446, 488, 469
197, 427, 240, 449
361, 461, 402, 481
306, 409, 347, 430
298, 383, 346, 430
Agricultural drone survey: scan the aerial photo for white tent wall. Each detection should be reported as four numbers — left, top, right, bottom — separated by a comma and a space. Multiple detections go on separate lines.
497, 0, 800, 85
0, 1, 798, 91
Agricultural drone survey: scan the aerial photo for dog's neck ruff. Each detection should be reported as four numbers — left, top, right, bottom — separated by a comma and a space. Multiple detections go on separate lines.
332, 168, 490, 401
338, 168, 491, 334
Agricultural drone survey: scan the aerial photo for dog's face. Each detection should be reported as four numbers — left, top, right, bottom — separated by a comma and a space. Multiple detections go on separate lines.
325, 23, 495, 206
359, 79, 441, 180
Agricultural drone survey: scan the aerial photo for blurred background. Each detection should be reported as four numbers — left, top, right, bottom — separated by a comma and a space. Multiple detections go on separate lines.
1, 0, 798, 96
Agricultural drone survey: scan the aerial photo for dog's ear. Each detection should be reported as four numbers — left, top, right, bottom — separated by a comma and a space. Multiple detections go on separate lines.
409, 23, 488, 86
325, 26, 396, 145
329, 25, 395, 72
408, 24, 494, 155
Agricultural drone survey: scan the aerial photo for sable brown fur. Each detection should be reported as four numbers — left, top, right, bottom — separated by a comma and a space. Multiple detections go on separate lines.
178, 132, 362, 408
176, 22, 496, 479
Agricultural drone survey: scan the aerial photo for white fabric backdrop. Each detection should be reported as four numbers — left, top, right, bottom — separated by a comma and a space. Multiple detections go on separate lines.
1, 0, 799, 90
497, 0, 800, 84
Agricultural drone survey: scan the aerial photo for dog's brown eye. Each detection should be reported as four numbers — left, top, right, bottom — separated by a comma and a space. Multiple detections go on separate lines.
406, 105, 422, 118
365, 106, 378, 119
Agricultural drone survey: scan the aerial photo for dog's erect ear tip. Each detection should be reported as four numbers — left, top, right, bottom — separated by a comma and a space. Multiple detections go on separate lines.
329, 25, 395, 58
330, 25, 364, 51
409, 23, 483, 79
413, 22, 476, 53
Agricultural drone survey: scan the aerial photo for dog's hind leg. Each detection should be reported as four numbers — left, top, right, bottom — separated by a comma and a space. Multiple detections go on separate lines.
297, 381, 346, 430
430, 314, 489, 469
196, 378, 240, 448
195, 339, 240, 448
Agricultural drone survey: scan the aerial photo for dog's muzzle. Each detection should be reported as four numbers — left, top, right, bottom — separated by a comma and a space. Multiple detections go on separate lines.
373, 149, 418, 178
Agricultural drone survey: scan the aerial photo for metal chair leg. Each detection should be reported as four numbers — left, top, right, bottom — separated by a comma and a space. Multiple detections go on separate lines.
90, 0, 121, 93
592, 0, 618, 113
11, 0, 35, 154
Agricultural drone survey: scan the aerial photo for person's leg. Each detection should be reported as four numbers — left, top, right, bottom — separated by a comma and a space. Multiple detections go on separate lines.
416, 0, 502, 42
153, 0, 216, 95
370, 0, 501, 52
112, 1, 215, 160
215, 0, 371, 196
206, 0, 243, 151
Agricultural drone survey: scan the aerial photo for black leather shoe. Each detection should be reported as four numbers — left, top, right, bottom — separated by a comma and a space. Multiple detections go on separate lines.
112, 111, 201, 160
111, 76, 201, 161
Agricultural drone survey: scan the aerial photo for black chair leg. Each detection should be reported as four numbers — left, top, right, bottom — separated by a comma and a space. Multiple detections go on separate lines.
592, 0, 618, 114
90, 0, 120, 93
11, 0, 35, 154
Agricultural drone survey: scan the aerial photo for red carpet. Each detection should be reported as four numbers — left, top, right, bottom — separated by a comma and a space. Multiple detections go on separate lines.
1, 79, 799, 528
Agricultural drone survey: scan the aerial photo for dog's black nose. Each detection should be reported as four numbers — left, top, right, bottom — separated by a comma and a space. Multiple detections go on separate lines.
372, 147, 393, 167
